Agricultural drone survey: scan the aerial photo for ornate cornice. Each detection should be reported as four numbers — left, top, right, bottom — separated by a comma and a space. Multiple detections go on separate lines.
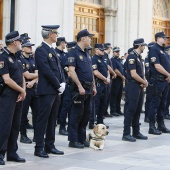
104, 8, 117, 17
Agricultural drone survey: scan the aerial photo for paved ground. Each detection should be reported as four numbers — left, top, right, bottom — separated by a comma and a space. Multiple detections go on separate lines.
1, 106, 170, 170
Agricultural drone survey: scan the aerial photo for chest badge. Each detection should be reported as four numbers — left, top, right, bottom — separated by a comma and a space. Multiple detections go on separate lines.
8, 57, 14, 63
26, 64, 30, 69
0, 61, 4, 69
57, 53, 60, 57
98, 59, 101, 63
160, 50, 164, 54
49, 53, 52, 58
79, 55, 83, 61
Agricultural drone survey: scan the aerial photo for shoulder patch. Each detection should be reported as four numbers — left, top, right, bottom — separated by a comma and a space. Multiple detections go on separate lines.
68, 57, 75, 63
0, 61, 4, 69
151, 57, 156, 62
129, 59, 135, 64
92, 64, 97, 69
145, 63, 149, 67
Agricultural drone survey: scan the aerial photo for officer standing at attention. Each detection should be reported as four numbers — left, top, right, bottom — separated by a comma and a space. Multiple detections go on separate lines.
34, 25, 65, 158
58, 41, 77, 136
66, 29, 97, 148
0, 31, 26, 165
92, 43, 110, 127
148, 32, 170, 135
122, 38, 148, 142
110, 47, 125, 116
20, 40, 39, 144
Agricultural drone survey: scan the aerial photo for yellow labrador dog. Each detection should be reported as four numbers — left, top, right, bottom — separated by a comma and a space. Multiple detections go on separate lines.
87, 124, 109, 150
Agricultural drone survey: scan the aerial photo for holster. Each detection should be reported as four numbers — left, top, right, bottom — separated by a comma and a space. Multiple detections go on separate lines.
149, 83, 162, 97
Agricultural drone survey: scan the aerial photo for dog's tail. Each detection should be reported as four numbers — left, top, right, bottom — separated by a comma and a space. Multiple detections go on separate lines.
86, 132, 91, 142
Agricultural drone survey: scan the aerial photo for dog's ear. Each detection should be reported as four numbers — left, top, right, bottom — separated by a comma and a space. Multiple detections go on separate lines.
93, 124, 99, 134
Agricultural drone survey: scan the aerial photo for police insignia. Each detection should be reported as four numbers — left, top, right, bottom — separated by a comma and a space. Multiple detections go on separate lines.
129, 59, 135, 64
151, 57, 156, 62
160, 50, 164, 54
57, 53, 60, 57
98, 59, 101, 63
79, 55, 83, 61
137, 58, 140, 62
8, 57, 14, 63
64, 66, 69, 72
68, 57, 74, 63
92, 64, 97, 69
49, 53, 52, 58
145, 63, 149, 67
26, 64, 30, 69
0, 61, 4, 69
23, 64, 25, 69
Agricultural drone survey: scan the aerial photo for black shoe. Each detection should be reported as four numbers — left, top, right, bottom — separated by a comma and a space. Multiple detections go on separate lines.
118, 111, 124, 115
34, 150, 49, 158
26, 123, 33, 129
45, 148, 64, 155
20, 135, 32, 144
110, 112, 119, 116
59, 129, 68, 136
89, 124, 94, 129
0, 158, 5, 165
122, 135, 136, 142
104, 113, 113, 117
133, 133, 148, 140
158, 126, 170, 133
68, 142, 84, 149
144, 117, 149, 123
81, 141, 89, 147
7, 156, 26, 163
164, 115, 170, 120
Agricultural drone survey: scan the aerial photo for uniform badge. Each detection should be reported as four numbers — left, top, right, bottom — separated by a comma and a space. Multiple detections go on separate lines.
98, 59, 101, 63
68, 57, 74, 63
151, 57, 156, 62
49, 53, 52, 58
160, 50, 164, 54
79, 55, 83, 61
57, 53, 60, 57
0, 61, 4, 69
26, 64, 30, 69
8, 57, 14, 63
145, 63, 149, 67
137, 58, 140, 62
64, 66, 69, 72
23, 64, 25, 69
129, 59, 135, 64
92, 64, 97, 69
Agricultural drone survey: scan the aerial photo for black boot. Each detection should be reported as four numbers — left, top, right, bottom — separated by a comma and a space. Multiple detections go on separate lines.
20, 135, 32, 144
157, 120, 170, 133
148, 120, 162, 135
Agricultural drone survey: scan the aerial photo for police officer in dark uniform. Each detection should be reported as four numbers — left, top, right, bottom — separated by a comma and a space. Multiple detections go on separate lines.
19, 40, 39, 144
144, 42, 155, 123
0, 31, 26, 165
66, 29, 97, 148
148, 32, 170, 135
34, 25, 65, 158
92, 44, 110, 127
122, 38, 148, 142
58, 41, 77, 135
110, 47, 125, 116
164, 45, 170, 120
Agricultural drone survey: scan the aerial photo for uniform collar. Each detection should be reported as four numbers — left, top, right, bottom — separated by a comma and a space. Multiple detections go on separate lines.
155, 43, 165, 50
75, 45, 87, 53
43, 41, 53, 48
55, 47, 64, 53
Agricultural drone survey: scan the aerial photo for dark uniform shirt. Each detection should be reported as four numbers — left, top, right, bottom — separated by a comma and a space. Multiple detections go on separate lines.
126, 50, 144, 80
0, 48, 23, 85
148, 43, 170, 75
111, 57, 124, 75
144, 55, 150, 80
103, 52, 112, 67
66, 45, 93, 83
92, 54, 108, 82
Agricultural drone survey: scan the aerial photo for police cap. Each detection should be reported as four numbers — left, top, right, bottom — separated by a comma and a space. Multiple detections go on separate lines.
66, 41, 77, 48
104, 43, 112, 48
57, 37, 67, 43
41, 25, 60, 32
155, 32, 169, 39
113, 47, 120, 52
76, 29, 94, 40
94, 43, 105, 51
5, 31, 23, 43
133, 38, 147, 46
21, 33, 31, 40
22, 40, 35, 47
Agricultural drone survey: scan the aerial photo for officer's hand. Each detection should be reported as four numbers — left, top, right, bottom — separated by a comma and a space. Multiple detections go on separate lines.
17, 90, 26, 102
58, 82, 66, 94
93, 88, 97, 96
78, 86, 85, 95
26, 81, 34, 88
112, 74, 117, 79
104, 78, 110, 84
121, 76, 126, 82
166, 75, 170, 83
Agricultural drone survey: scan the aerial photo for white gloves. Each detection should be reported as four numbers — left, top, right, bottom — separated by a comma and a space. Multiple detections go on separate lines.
58, 82, 66, 94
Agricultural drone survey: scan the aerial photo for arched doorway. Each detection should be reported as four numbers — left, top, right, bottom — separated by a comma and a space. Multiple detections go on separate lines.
0, 0, 3, 39
152, 0, 170, 44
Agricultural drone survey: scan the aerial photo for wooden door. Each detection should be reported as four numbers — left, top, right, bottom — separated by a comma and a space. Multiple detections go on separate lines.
0, 0, 3, 39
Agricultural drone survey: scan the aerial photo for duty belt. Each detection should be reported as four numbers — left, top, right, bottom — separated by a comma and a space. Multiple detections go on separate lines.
81, 81, 93, 90
150, 75, 166, 81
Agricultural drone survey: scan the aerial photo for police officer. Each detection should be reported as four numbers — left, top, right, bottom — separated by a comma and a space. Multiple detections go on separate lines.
144, 42, 155, 123
0, 31, 26, 165
34, 25, 65, 158
110, 47, 125, 116
66, 29, 97, 148
92, 43, 110, 127
20, 33, 31, 41
148, 32, 170, 135
122, 38, 148, 142
20, 40, 39, 144
103, 43, 116, 117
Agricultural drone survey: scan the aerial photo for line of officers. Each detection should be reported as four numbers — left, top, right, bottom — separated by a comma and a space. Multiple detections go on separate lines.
0, 26, 170, 165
